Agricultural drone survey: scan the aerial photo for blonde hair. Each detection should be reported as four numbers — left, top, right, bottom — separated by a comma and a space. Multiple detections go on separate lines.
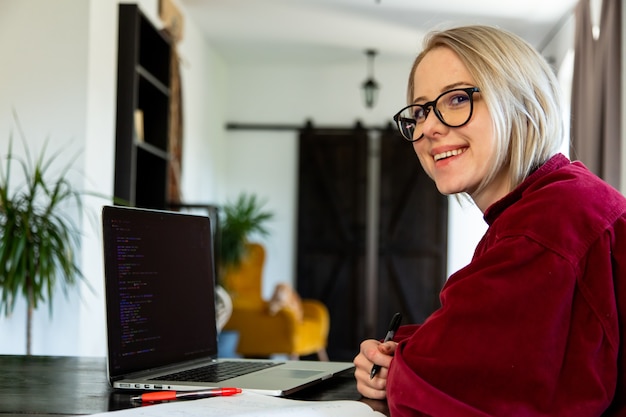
407, 25, 564, 195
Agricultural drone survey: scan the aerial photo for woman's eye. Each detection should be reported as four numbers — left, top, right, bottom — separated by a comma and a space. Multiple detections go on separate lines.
448, 94, 469, 107
413, 107, 426, 121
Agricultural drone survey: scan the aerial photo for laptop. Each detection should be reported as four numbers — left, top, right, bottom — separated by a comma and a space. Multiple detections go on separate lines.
101, 205, 353, 396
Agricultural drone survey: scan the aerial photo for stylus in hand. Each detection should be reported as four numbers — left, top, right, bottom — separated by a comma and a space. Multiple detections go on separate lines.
370, 312, 402, 379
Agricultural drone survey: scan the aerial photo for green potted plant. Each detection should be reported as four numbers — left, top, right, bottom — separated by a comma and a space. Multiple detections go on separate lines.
218, 192, 274, 274
0, 130, 89, 355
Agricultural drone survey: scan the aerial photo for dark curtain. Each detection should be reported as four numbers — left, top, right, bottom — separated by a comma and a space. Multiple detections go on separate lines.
570, 0, 622, 190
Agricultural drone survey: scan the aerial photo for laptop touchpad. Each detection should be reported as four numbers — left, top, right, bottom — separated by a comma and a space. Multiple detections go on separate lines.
272, 370, 324, 379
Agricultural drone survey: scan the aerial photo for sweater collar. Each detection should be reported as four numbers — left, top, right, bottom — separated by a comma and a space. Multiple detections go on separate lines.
483, 153, 570, 225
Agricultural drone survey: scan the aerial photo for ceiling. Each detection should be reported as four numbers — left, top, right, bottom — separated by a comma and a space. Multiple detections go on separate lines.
178, 0, 579, 66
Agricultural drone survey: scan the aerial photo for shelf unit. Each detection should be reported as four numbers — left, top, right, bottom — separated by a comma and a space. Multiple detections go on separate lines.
114, 4, 171, 209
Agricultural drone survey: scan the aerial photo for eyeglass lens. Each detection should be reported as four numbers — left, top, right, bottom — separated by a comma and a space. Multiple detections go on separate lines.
394, 88, 476, 141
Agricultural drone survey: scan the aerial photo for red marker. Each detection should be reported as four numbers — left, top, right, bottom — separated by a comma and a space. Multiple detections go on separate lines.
131, 387, 242, 402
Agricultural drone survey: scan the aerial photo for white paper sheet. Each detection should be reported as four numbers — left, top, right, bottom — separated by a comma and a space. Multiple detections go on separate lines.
91, 391, 385, 417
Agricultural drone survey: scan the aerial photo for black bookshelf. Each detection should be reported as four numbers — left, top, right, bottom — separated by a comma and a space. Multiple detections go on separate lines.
114, 4, 171, 209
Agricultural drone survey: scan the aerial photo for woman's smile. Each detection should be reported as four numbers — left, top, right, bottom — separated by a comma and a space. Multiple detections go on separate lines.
433, 147, 467, 162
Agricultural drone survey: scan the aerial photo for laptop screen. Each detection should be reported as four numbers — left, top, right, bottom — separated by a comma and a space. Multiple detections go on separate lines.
102, 206, 218, 379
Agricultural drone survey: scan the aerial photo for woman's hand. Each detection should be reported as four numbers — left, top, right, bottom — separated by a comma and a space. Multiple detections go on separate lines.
353, 338, 398, 400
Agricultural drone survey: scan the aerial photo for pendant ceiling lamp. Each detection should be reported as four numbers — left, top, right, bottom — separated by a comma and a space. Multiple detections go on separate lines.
361, 49, 380, 109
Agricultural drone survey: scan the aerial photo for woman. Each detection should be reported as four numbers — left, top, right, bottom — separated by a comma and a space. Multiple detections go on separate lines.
353, 25, 626, 416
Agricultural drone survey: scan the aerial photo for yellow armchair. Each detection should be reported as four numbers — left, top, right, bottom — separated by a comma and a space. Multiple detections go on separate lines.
222, 243, 329, 360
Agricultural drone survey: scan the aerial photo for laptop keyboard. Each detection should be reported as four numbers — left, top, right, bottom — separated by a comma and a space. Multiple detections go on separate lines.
151, 361, 283, 383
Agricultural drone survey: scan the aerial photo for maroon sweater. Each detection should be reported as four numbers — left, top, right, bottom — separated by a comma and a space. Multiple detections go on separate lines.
387, 154, 626, 416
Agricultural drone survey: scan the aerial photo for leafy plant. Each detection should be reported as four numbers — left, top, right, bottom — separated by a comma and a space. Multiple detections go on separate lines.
218, 193, 274, 271
0, 126, 87, 355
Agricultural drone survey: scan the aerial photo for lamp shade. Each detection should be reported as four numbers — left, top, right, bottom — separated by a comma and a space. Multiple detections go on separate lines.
362, 78, 380, 108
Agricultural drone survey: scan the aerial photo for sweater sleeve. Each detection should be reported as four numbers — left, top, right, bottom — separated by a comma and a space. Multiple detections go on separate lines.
393, 324, 420, 343
386, 234, 618, 417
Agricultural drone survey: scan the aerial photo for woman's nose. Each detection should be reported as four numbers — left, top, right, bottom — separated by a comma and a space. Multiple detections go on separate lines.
421, 107, 447, 138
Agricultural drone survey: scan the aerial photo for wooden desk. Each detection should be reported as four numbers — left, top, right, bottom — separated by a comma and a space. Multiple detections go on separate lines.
0, 355, 389, 416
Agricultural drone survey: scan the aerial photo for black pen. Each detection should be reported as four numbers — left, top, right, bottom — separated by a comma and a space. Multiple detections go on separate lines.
370, 312, 402, 379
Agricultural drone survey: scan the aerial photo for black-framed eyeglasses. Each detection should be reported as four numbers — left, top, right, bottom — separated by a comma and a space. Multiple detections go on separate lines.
393, 87, 480, 142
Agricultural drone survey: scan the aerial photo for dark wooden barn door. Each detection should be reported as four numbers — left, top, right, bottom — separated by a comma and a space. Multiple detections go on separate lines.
377, 127, 448, 329
296, 124, 368, 360
296, 124, 447, 361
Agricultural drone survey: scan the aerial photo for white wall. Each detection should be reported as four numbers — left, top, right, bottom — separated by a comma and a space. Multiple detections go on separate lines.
0, 0, 226, 356
0, 0, 90, 355
177, 17, 229, 203
77, 0, 118, 357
